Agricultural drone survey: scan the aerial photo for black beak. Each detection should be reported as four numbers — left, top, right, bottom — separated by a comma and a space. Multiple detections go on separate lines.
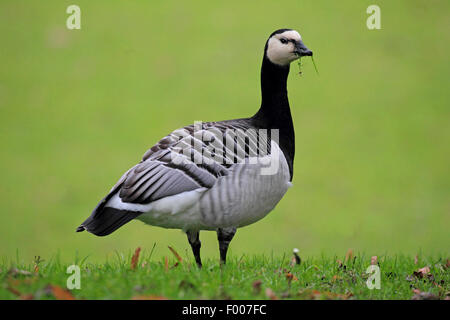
294, 40, 313, 57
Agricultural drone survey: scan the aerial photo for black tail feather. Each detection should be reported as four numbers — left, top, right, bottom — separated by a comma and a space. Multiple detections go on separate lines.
77, 207, 142, 236
77, 177, 141, 236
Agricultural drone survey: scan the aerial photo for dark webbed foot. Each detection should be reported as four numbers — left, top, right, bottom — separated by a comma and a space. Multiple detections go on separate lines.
186, 230, 202, 268
217, 227, 237, 265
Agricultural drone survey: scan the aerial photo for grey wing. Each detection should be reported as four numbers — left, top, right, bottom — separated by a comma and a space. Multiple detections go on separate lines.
118, 150, 215, 204
118, 119, 269, 205
118, 125, 231, 205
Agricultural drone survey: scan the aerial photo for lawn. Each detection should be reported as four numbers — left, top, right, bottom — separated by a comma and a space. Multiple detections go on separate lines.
1, 248, 448, 300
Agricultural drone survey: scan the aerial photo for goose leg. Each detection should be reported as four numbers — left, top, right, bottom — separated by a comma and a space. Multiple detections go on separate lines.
217, 227, 237, 265
186, 230, 202, 268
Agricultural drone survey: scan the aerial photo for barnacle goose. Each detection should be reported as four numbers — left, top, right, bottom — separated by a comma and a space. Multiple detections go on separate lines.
77, 29, 313, 267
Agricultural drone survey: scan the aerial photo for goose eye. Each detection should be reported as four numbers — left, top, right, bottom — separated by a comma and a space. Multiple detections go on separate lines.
280, 38, 288, 44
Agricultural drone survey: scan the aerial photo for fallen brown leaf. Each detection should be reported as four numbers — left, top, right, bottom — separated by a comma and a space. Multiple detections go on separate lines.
265, 288, 278, 300
5, 275, 39, 299
309, 290, 322, 300
307, 290, 352, 300
131, 247, 141, 270
418, 266, 430, 274
343, 292, 354, 299
414, 255, 418, 265
164, 256, 169, 271
345, 249, 353, 262
7, 286, 21, 297
413, 266, 430, 278
411, 292, 439, 300
49, 285, 76, 300
285, 273, 293, 286
168, 246, 183, 263
285, 272, 298, 284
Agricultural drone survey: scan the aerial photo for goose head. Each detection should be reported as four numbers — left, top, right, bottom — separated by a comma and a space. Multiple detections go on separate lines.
265, 29, 312, 66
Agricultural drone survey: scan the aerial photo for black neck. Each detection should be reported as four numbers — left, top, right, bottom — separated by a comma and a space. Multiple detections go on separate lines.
251, 56, 295, 180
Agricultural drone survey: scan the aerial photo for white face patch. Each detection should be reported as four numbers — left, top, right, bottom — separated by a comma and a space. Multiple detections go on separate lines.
266, 30, 302, 66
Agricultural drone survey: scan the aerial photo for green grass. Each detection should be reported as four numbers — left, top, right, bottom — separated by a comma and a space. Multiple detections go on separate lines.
1, 250, 448, 300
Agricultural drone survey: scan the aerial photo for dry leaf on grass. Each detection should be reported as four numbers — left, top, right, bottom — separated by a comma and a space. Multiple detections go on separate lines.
7, 284, 35, 300
414, 255, 418, 265
418, 266, 430, 274
7, 286, 21, 297
307, 290, 352, 300
131, 247, 141, 270
310, 290, 323, 300
411, 291, 439, 300
164, 256, 169, 271
48, 285, 76, 300
168, 246, 183, 263
285, 272, 298, 286
410, 265, 438, 284
265, 288, 278, 300
413, 266, 430, 278
345, 249, 353, 262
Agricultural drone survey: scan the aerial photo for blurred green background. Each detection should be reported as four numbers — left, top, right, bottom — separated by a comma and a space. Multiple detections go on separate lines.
0, 1, 449, 262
